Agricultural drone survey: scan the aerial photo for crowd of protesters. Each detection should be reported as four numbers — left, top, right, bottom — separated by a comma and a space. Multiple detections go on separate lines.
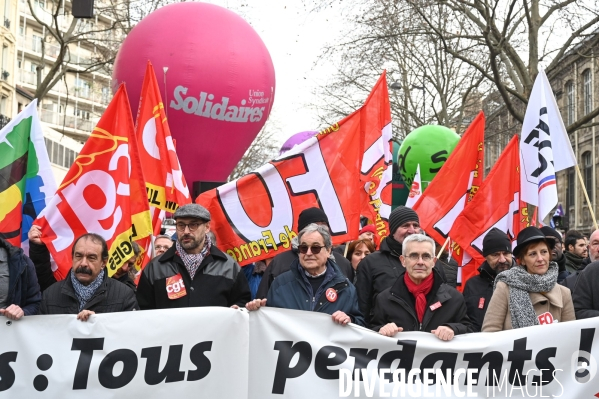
2, 203, 599, 343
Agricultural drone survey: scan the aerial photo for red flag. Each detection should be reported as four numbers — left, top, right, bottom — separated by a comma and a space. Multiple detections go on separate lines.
449, 136, 531, 286
36, 85, 151, 279
412, 111, 485, 263
196, 72, 393, 265
135, 61, 191, 266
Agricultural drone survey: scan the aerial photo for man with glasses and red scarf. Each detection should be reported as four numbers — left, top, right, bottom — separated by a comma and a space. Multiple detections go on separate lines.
245, 223, 364, 326
136, 204, 251, 309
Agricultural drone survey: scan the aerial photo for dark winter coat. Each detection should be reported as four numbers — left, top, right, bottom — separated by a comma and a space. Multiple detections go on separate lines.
136, 244, 251, 309
256, 246, 354, 299
462, 261, 496, 332
40, 271, 138, 314
0, 238, 41, 315
29, 241, 56, 292
572, 261, 599, 320
370, 268, 473, 334
267, 259, 365, 326
438, 256, 458, 288
354, 237, 447, 327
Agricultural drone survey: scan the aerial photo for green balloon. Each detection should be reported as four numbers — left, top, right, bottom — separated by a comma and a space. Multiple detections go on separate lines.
398, 125, 460, 191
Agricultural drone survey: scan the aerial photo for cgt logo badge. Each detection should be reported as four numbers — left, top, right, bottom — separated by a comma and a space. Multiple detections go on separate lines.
166, 274, 187, 300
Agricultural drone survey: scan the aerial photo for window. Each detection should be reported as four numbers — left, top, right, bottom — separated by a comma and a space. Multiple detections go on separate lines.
75, 77, 91, 98
44, 138, 52, 159
583, 151, 593, 198
32, 35, 42, 53
583, 69, 593, 115
566, 81, 575, 125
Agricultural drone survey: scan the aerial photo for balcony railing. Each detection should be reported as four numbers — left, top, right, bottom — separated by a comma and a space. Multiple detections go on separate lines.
40, 108, 93, 132
0, 115, 11, 129
19, 0, 53, 25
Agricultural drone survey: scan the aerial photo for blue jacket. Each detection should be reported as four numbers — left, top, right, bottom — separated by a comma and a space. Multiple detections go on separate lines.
267, 259, 365, 326
1, 238, 41, 315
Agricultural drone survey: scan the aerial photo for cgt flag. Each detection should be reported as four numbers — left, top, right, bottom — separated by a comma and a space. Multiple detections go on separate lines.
0, 100, 56, 247
412, 112, 485, 264
405, 163, 421, 208
36, 85, 151, 279
520, 69, 576, 221
135, 61, 191, 265
449, 136, 531, 286
196, 72, 393, 265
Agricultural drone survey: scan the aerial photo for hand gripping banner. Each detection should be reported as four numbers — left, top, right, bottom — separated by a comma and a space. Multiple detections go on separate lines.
196, 72, 393, 265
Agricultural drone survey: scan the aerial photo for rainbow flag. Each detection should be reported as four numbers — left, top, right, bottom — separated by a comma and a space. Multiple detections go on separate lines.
0, 100, 56, 247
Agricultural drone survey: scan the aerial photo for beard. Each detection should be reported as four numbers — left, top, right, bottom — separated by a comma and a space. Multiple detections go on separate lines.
495, 261, 511, 273
179, 234, 203, 251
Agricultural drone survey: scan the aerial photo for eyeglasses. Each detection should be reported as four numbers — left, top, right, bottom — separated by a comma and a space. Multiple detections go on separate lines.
176, 222, 204, 232
406, 253, 433, 262
298, 244, 326, 254
155, 245, 170, 250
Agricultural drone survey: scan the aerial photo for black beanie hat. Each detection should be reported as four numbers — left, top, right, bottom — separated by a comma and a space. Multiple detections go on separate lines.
540, 226, 563, 243
389, 206, 419, 235
482, 228, 512, 257
298, 207, 329, 231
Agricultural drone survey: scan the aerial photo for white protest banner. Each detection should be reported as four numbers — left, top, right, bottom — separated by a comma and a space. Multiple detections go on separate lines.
249, 308, 599, 399
0, 308, 248, 398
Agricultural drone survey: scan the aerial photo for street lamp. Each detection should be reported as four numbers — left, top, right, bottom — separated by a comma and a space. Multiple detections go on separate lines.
389, 78, 426, 122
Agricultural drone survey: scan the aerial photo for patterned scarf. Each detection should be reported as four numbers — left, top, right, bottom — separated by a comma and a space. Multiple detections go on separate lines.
494, 262, 558, 329
176, 233, 212, 280
70, 268, 105, 311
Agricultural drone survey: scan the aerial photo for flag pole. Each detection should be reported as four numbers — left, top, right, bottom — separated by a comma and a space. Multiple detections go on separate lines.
437, 236, 450, 258
575, 164, 599, 229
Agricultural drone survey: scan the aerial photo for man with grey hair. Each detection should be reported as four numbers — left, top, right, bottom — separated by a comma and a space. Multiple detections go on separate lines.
153, 235, 173, 258
136, 204, 251, 309
371, 234, 472, 340
245, 223, 364, 326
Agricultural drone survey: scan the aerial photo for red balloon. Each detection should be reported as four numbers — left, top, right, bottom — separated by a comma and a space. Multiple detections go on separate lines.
112, 2, 276, 186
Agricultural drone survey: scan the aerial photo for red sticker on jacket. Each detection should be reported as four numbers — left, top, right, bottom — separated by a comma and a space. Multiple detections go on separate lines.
478, 298, 485, 309
166, 274, 187, 300
429, 301, 442, 311
538, 312, 554, 325
325, 288, 338, 302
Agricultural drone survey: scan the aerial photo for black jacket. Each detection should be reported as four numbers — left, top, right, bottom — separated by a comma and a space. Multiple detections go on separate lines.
462, 261, 496, 332
40, 271, 138, 314
0, 238, 41, 315
267, 259, 365, 326
573, 261, 599, 320
29, 241, 56, 293
256, 246, 353, 299
136, 244, 251, 309
371, 268, 472, 334
438, 256, 458, 288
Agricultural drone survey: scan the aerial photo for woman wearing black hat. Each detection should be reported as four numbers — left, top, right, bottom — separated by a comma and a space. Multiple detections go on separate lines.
481, 226, 575, 331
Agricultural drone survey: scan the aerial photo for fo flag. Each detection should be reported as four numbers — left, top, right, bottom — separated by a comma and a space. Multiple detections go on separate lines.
450, 136, 531, 286
405, 163, 421, 208
196, 72, 392, 265
520, 69, 576, 221
0, 101, 56, 247
413, 112, 485, 264
36, 85, 152, 279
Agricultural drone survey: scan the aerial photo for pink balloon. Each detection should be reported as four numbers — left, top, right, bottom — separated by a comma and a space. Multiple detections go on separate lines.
112, 2, 276, 185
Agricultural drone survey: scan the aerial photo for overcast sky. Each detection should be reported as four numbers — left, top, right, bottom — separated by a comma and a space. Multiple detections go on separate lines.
204, 0, 345, 145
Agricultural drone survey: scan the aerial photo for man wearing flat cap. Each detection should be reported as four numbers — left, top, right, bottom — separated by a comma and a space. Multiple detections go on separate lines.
136, 204, 251, 309
462, 228, 514, 331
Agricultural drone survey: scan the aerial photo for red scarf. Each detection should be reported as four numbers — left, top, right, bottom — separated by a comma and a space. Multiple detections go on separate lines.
403, 272, 434, 322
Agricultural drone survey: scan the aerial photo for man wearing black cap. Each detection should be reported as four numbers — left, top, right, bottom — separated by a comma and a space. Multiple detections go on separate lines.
539, 226, 569, 283
255, 207, 354, 299
355, 206, 423, 326
462, 228, 513, 331
136, 204, 251, 309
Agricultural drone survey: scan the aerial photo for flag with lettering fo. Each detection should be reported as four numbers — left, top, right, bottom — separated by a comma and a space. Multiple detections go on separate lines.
412, 112, 485, 265
520, 69, 576, 221
0, 100, 56, 248
405, 163, 422, 208
196, 72, 393, 265
135, 61, 191, 266
450, 136, 532, 286
36, 85, 152, 279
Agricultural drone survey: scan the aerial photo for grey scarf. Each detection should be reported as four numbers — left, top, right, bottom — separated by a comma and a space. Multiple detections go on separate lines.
494, 262, 558, 329
176, 234, 211, 280
70, 269, 105, 311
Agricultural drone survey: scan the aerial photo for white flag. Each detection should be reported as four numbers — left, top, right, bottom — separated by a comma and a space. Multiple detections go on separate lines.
405, 163, 422, 208
520, 69, 576, 221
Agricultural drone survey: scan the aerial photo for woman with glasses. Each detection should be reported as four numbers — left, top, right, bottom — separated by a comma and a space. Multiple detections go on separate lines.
245, 223, 365, 326
482, 226, 575, 331
371, 234, 473, 340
